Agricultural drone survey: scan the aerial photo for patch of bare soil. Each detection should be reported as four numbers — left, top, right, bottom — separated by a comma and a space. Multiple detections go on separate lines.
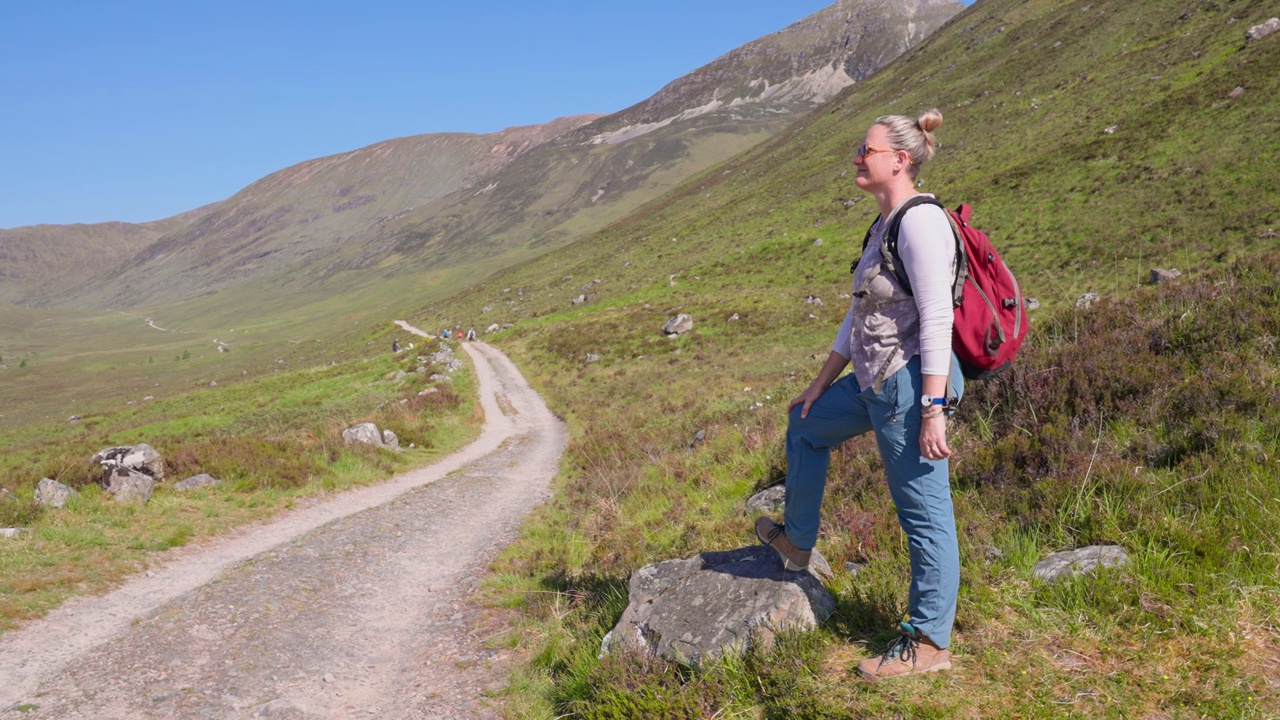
0, 339, 566, 720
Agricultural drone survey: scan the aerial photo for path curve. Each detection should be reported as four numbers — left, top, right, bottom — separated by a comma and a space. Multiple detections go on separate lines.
0, 336, 566, 719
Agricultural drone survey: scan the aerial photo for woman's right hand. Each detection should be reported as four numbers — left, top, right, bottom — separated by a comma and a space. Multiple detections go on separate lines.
788, 384, 827, 419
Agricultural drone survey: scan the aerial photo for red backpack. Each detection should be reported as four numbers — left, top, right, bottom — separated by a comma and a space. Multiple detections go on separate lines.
860, 196, 1028, 380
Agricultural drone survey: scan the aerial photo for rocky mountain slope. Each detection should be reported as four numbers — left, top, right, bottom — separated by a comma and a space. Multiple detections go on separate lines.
1, 0, 961, 311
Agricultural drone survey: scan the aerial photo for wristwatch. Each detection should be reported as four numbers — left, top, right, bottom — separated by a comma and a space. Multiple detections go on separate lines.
921, 394, 947, 408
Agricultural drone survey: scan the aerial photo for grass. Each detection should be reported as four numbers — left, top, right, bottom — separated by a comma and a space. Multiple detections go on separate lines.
0, 0, 1277, 715
0, 338, 480, 633
393, 0, 1280, 715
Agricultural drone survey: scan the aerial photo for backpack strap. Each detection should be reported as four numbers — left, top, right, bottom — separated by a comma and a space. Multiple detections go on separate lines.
857, 195, 964, 306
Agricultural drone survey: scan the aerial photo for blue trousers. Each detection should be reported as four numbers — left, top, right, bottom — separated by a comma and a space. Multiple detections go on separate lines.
783, 355, 963, 648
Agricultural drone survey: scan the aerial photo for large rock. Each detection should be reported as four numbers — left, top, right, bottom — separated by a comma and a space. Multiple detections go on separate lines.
1246, 17, 1279, 42
35, 478, 77, 508
381, 429, 400, 451
1150, 268, 1181, 285
103, 467, 155, 504
661, 314, 694, 337
1032, 545, 1129, 582
600, 546, 834, 666
93, 443, 165, 481
343, 423, 384, 447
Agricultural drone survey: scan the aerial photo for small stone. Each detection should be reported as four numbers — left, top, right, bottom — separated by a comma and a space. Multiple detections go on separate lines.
1228, 85, 1245, 99
324, 673, 335, 683
1075, 293, 1100, 310
1024, 297, 1041, 311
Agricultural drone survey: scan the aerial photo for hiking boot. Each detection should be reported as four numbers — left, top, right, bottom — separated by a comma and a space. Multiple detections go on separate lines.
754, 517, 811, 572
856, 623, 952, 680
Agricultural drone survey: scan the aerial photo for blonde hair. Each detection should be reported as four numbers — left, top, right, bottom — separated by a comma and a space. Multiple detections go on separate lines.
874, 109, 943, 177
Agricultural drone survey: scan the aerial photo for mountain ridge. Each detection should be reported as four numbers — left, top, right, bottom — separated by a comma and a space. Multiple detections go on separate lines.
1, 0, 961, 312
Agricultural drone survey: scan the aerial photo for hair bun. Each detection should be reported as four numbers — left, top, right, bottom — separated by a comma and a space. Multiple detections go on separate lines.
917, 109, 943, 134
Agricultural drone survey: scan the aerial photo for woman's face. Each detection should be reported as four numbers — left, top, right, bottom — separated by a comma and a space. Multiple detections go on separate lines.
853, 124, 899, 192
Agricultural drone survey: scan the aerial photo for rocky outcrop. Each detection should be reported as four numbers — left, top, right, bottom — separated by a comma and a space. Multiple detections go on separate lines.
600, 546, 834, 666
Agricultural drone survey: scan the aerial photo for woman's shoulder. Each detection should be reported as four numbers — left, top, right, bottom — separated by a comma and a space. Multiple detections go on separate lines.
899, 197, 951, 232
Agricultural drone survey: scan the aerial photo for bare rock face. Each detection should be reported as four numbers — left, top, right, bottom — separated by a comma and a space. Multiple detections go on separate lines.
662, 314, 694, 337
93, 443, 165, 482
600, 545, 834, 666
35, 478, 78, 508
103, 467, 155, 505
1032, 545, 1129, 582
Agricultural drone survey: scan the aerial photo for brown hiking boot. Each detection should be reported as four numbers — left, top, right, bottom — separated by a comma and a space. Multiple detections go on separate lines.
754, 517, 811, 572
856, 623, 952, 680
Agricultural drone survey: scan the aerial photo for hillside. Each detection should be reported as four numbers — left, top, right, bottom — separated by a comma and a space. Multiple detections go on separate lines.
4, 0, 960, 312
398, 0, 1280, 715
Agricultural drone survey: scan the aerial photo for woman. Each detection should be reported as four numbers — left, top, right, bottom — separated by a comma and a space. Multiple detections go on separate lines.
754, 109, 963, 680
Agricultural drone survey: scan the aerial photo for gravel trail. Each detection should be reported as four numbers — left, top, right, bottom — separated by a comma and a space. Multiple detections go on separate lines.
0, 338, 566, 719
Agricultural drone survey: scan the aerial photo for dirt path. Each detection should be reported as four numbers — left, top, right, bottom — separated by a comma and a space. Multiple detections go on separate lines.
0, 337, 567, 719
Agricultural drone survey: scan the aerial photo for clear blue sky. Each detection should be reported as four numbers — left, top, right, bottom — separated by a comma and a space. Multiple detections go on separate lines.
1, 1, 963, 229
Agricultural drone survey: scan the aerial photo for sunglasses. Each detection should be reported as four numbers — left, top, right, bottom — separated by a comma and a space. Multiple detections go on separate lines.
853, 142, 898, 164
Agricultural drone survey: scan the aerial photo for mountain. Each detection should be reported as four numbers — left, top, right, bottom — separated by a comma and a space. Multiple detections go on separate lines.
3, 0, 962, 311
0, 117, 600, 307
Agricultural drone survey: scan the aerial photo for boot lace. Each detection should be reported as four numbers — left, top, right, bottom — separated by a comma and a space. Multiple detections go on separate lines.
877, 622, 921, 669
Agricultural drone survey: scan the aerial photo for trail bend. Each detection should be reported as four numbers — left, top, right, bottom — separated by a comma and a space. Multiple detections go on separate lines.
1, 335, 566, 719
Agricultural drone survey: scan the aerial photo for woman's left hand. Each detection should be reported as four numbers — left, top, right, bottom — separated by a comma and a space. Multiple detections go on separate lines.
919, 415, 951, 460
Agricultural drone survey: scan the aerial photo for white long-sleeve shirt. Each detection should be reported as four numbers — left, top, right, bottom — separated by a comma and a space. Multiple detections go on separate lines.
833, 195, 956, 390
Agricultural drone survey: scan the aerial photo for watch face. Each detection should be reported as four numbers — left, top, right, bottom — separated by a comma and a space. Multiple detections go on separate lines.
921, 395, 934, 407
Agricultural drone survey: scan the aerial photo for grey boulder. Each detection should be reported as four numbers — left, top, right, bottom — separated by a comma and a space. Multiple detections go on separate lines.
103, 467, 155, 504
745, 485, 786, 513
601, 545, 834, 666
342, 423, 383, 447
36, 478, 78, 508
93, 443, 165, 481
661, 314, 694, 337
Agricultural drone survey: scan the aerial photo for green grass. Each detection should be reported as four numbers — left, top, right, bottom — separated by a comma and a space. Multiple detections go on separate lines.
0, 338, 480, 633
1, 0, 1278, 714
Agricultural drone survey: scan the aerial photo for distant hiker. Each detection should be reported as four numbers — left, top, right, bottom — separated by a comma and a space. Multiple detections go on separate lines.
392, 338, 401, 353
466, 328, 476, 341
754, 109, 963, 680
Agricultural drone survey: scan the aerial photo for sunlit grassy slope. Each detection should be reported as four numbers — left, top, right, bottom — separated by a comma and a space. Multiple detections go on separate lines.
399, 0, 1280, 715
